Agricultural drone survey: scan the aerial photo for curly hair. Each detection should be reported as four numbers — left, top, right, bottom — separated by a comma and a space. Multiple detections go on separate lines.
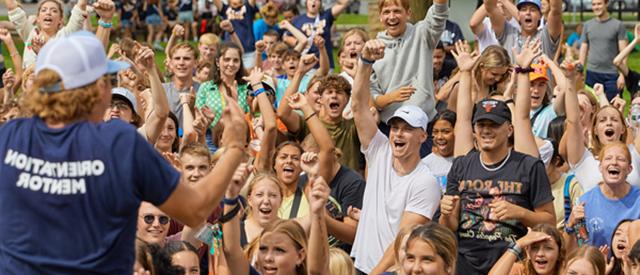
21, 69, 105, 123
318, 75, 351, 96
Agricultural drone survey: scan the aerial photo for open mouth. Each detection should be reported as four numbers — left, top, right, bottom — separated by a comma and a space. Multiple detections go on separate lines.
263, 266, 277, 274
393, 141, 407, 150
617, 243, 627, 251
387, 21, 399, 28
531, 95, 540, 101
607, 166, 621, 176
43, 17, 53, 25
329, 102, 340, 111
258, 207, 272, 215
604, 129, 616, 138
282, 166, 295, 177
534, 259, 548, 268
524, 18, 533, 24
435, 140, 448, 151
349, 52, 358, 59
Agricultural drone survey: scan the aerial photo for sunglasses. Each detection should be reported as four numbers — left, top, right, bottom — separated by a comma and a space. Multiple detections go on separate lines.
141, 214, 170, 225
111, 100, 131, 110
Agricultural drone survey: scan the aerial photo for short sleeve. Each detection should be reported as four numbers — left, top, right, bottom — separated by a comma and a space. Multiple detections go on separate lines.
580, 23, 589, 45
445, 156, 464, 196
361, 130, 388, 161
405, 175, 441, 219
528, 160, 554, 208
133, 135, 181, 205
617, 22, 627, 40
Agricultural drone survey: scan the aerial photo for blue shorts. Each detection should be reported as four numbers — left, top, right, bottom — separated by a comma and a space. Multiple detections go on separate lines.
585, 70, 621, 101
120, 18, 132, 28
178, 11, 194, 23
145, 14, 162, 26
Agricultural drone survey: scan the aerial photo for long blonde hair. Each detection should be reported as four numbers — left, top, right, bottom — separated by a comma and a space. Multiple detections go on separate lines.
329, 247, 355, 275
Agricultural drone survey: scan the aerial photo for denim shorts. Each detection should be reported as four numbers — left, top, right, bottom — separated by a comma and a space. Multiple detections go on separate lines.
145, 14, 162, 26
178, 11, 194, 23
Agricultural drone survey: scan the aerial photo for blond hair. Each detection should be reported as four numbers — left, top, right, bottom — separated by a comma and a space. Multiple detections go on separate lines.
21, 69, 104, 123
329, 247, 355, 275
199, 33, 221, 46
341, 28, 369, 47
378, 0, 410, 12
565, 246, 606, 275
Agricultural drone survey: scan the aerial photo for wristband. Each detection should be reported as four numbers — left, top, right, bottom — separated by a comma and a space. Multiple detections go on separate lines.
304, 111, 317, 122
507, 242, 524, 260
223, 196, 239, 205
98, 20, 113, 28
576, 63, 584, 73
252, 87, 266, 97
514, 66, 534, 74
360, 55, 375, 65
228, 30, 235, 35
564, 226, 576, 234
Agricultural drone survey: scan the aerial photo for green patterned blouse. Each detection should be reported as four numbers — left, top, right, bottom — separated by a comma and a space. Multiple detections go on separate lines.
195, 80, 250, 128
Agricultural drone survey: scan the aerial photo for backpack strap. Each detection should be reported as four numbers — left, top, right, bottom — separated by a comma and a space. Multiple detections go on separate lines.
563, 174, 575, 225
531, 104, 548, 126
288, 187, 304, 219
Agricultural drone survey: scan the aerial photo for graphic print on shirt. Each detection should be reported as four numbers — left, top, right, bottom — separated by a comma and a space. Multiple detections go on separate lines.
5, 149, 104, 195
457, 179, 524, 244
301, 19, 326, 36
226, 6, 246, 20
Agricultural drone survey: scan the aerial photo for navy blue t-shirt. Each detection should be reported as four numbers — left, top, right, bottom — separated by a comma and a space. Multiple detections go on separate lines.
290, 9, 335, 68
0, 117, 180, 273
221, 3, 257, 53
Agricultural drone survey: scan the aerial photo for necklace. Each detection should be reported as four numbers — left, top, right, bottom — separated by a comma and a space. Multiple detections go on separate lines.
479, 149, 512, 172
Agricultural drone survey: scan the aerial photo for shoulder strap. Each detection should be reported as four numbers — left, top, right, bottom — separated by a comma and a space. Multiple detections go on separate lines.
288, 187, 304, 219
530, 104, 548, 126
563, 174, 575, 225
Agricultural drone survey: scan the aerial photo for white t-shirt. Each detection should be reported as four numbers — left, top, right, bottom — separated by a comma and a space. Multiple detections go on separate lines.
539, 139, 554, 167
571, 144, 640, 191
351, 131, 440, 273
477, 17, 520, 53
421, 153, 453, 193
339, 71, 354, 120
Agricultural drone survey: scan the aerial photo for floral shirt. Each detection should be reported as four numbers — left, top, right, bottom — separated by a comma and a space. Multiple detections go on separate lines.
195, 80, 250, 128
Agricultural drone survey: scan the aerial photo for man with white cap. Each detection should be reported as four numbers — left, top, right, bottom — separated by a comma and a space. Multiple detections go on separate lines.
0, 31, 247, 273
440, 98, 554, 274
485, 0, 563, 62
107, 87, 141, 126
350, 39, 440, 275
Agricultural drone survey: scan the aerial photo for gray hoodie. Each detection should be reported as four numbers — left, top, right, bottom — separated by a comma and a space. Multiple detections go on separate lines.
370, 3, 449, 123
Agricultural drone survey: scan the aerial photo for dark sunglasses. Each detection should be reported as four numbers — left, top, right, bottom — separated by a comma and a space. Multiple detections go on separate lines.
141, 214, 170, 225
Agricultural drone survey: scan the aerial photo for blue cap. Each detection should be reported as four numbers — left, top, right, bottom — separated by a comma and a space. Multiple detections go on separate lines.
516, 0, 542, 11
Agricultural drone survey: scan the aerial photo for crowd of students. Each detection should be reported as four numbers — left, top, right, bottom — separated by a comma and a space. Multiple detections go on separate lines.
1, 0, 640, 274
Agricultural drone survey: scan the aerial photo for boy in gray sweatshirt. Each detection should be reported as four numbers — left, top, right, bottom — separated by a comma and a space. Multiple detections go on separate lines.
368, 0, 449, 126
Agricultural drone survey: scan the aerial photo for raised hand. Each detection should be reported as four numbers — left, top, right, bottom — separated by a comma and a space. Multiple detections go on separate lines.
313, 35, 325, 50
2, 68, 16, 93
0, 28, 12, 43
567, 202, 585, 227
308, 176, 330, 215
347, 206, 361, 221
255, 40, 266, 53
361, 39, 385, 61
31, 33, 48, 55
451, 40, 478, 72
107, 43, 121, 58
513, 37, 541, 68
134, 46, 156, 72
172, 24, 185, 38
300, 152, 319, 176
226, 162, 252, 198
93, 0, 116, 21
220, 20, 234, 34
243, 67, 265, 87
279, 20, 291, 30
515, 228, 552, 248
298, 54, 318, 74
611, 95, 626, 113
220, 89, 248, 148
162, 152, 182, 170
287, 92, 309, 110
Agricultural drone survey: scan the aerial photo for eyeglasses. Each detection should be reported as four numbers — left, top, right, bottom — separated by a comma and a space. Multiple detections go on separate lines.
111, 101, 131, 110
141, 214, 170, 225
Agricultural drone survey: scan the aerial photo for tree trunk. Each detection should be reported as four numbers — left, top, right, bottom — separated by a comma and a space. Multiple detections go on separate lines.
410, 0, 432, 23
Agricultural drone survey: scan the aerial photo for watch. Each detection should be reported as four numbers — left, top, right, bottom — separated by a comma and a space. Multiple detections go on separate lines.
508, 242, 524, 260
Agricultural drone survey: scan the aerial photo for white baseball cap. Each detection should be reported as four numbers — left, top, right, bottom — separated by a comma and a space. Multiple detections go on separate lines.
111, 87, 138, 115
386, 105, 429, 131
36, 31, 130, 92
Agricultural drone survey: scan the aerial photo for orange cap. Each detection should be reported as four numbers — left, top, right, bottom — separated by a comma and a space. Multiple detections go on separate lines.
529, 63, 549, 82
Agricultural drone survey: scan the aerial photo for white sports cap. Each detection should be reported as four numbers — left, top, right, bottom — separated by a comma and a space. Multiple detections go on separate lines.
36, 31, 130, 92
386, 105, 429, 131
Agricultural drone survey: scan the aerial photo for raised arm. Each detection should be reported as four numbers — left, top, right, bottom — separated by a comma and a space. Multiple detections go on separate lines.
2, 0, 17, 10
0, 28, 22, 78
563, 56, 585, 167
544, 54, 568, 116
220, 20, 245, 54
136, 47, 170, 144
331, 0, 351, 17
280, 20, 309, 50
180, 92, 196, 145
484, 0, 506, 38
306, 177, 331, 275
313, 36, 330, 77
222, 163, 251, 275
254, 40, 265, 70
469, 4, 487, 35
546, 0, 563, 40
288, 93, 336, 183
489, 230, 553, 275
513, 38, 542, 158
352, 40, 385, 149
160, 93, 248, 227
451, 41, 478, 157
94, 0, 116, 50
213, 0, 223, 12
421, 0, 448, 48
613, 24, 640, 76
61, 0, 88, 36
276, 55, 318, 133
166, 25, 186, 58
246, 69, 278, 172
